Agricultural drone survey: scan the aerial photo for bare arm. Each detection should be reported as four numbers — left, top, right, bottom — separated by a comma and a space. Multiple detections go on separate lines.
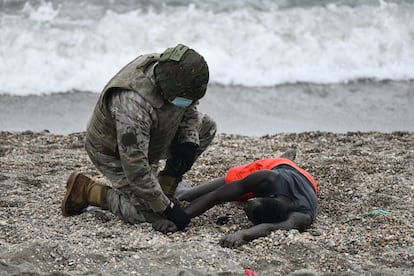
220, 211, 313, 248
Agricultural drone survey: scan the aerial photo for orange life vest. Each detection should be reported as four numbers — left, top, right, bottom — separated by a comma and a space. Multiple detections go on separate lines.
225, 158, 318, 201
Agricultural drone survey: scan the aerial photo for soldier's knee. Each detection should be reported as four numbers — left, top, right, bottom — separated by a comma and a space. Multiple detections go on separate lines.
106, 189, 146, 224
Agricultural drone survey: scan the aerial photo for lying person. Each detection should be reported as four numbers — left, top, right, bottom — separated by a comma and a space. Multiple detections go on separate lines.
152, 149, 319, 248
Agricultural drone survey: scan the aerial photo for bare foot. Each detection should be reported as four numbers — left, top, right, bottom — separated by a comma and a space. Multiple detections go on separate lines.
280, 149, 296, 161
174, 180, 192, 201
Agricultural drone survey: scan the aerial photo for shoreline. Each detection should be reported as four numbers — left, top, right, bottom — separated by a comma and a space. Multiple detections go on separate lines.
1, 80, 413, 136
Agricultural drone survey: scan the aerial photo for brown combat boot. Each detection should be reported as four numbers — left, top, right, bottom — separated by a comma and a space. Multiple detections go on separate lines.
61, 171, 109, 217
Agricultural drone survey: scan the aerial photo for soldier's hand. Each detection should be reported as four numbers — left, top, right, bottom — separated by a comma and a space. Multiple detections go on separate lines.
163, 202, 191, 230
169, 142, 198, 176
152, 219, 178, 234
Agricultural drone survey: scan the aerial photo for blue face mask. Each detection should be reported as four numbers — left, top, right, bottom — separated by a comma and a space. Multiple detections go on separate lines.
169, 97, 193, 107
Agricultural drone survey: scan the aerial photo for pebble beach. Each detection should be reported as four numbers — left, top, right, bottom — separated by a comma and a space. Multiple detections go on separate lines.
2, 0, 414, 274
0, 130, 413, 275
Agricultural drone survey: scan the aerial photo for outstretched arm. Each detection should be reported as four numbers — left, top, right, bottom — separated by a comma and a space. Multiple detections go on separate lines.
220, 211, 313, 248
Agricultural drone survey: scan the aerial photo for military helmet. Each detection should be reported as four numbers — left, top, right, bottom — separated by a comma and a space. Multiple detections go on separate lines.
154, 44, 209, 101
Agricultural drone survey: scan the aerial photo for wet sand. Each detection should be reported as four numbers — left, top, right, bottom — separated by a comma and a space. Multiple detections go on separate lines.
1, 81, 413, 136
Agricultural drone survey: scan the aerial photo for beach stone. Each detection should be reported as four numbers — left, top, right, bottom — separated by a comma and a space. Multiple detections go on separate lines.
0, 131, 413, 275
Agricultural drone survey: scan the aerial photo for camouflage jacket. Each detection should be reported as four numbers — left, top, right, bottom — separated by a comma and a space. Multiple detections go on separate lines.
86, 54, 202, 212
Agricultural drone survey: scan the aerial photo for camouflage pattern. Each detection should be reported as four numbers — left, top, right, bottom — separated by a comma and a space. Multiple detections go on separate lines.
86, 54, 162, 156
155, 44, 209, 101
85, 49, 216, 223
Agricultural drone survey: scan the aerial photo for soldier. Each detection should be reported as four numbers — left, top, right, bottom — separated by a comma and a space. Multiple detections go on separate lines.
61, 44, 216, 231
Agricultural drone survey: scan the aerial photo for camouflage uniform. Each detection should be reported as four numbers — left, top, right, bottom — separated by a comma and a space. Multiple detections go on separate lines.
85, 53, 216, 224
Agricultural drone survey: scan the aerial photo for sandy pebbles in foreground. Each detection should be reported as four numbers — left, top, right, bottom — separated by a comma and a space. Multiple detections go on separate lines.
0, 131, 413, 275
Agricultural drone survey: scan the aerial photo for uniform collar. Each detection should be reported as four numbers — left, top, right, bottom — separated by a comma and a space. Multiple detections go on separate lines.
145, 62, 158, 87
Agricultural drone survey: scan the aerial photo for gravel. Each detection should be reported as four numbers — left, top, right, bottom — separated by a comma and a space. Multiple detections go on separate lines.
0, 131, 413, 275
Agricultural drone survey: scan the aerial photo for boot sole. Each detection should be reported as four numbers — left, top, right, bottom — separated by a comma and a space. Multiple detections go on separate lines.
61, 171, 81, 217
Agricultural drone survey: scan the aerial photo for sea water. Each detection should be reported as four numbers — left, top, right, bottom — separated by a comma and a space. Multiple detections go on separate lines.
1, 0, 413, 95
0, 0, 413, 134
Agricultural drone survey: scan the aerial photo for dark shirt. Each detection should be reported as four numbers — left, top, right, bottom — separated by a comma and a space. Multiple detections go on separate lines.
255, 164, 318, 220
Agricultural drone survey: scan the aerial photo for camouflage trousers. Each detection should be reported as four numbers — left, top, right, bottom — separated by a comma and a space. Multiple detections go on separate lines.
85, 113, 217, 224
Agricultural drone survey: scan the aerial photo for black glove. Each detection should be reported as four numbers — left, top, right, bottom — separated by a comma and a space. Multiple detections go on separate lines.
163, 202, 191, 230
167, 142, 198, 176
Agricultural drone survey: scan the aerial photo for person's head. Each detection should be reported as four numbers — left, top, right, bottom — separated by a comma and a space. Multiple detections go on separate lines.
154, 44, 209, 106
243, 196, 292, 225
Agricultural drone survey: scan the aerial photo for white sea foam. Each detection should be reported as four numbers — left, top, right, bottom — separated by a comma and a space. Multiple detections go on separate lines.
0, 0, 413, 95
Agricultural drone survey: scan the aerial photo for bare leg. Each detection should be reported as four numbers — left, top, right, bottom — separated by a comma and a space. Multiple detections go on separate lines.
184, 170, 280, 218
176, 149, 294, 202
175, 177, 226, 202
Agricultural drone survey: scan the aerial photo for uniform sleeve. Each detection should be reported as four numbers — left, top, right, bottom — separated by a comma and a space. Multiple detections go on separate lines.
175, 102, 202, 146
110, 91, 170, 213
